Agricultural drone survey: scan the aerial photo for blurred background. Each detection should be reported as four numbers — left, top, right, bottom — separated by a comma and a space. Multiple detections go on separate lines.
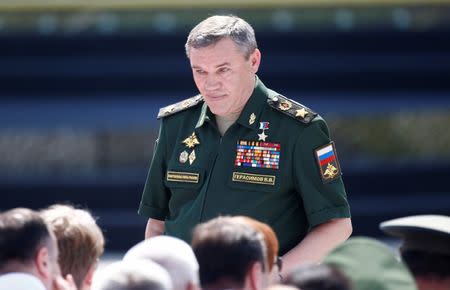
1, 0, 449, 252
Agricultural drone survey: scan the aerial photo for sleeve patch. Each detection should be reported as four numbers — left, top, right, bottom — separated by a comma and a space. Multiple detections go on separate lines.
314, 142, 342, 183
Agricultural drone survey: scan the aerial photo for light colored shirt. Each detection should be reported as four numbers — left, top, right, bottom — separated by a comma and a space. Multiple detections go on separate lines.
0, 272, 46, 290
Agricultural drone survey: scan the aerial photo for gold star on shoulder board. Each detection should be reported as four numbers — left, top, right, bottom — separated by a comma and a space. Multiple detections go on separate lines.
295, 108, 308, 118
182, 132, 200, 148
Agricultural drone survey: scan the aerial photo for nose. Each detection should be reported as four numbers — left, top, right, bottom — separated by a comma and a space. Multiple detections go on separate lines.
204, 74, 220, 91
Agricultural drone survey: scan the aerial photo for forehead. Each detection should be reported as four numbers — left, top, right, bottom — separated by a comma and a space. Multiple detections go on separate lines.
189, 38, 246, 67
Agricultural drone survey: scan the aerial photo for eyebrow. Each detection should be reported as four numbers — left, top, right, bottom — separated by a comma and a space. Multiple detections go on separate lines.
191, 62, 231, 69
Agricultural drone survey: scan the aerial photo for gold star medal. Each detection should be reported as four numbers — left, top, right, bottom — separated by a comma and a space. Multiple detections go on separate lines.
258, 122, 269, 141
179, 150, 188, 163
258, 131, 268, 141
182, 132, 200, 148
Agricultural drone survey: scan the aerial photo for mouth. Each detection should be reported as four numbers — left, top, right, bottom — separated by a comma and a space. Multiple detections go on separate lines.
205, 94, 226, 100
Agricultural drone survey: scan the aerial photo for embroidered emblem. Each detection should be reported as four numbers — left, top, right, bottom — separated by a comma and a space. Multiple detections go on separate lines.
235, 140, 280, 169
157, 95, 203, 119
182, 132, 200, 148
249, 113, 256, 125
258, 122, 269, 141
232, 172, 276, 186
315, 142, 341, 183
189, 150, 196, 165
166, 171, 199, 183
278, 100, 292, 111
179, 150, 188, 164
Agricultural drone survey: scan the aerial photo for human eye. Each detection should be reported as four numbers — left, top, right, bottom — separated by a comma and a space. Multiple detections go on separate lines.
193, 68, 206, 75
218, 67, 230, 73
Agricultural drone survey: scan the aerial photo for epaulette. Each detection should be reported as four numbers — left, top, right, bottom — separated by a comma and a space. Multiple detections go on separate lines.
267, 94, 317, 124
157, 94, 204, 119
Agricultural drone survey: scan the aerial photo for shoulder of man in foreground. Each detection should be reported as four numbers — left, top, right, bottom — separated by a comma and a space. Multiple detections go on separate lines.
157, 94, 204, 119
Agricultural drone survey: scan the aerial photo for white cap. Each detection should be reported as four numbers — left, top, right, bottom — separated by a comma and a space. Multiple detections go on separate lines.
380, 215, 450, 255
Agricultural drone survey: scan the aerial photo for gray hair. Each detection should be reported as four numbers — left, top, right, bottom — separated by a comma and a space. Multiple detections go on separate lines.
185, 15, 258, 59
123, 236, 199, 290
92, 260, 172, 290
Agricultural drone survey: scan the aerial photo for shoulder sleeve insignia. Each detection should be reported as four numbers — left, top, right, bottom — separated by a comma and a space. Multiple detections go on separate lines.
267, 94, 317, 123
157, 94, 204, 119
314, 142, 342, 183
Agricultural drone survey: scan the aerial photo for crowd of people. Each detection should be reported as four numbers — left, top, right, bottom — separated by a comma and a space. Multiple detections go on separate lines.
1, 204, 449, 290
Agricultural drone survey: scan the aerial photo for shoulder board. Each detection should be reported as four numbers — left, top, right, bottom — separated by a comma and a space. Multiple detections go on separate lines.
267, 94, 317, 124
157, 94, 204, 119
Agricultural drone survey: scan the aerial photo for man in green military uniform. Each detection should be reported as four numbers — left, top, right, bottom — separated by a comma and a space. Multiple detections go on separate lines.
138, 15, 352, 275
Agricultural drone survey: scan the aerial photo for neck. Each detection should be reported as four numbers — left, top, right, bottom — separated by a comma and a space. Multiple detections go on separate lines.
216, 112, 240, 136
0, 261, 35, 275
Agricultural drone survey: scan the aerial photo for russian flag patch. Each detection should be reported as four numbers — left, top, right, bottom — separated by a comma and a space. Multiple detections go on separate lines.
315, 142, 341, 183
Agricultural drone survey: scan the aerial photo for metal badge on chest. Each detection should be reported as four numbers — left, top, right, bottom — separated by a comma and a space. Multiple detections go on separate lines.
180, 132, 200, 165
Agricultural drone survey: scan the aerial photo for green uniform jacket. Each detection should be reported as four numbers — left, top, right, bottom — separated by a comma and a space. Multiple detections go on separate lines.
138, 77, 351, 254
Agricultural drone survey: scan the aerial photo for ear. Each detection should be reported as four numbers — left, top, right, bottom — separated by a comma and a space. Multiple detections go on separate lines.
249, 48, 261, 73
82, 264, 96, 290
245, 262, 264, 290
35, 246, 51, 281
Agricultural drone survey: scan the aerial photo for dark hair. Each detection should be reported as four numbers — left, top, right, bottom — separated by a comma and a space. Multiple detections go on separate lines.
401, 249, 450, 279
0, 208, 52, 269
283, 264, 352, 290
191, 216, 266, 289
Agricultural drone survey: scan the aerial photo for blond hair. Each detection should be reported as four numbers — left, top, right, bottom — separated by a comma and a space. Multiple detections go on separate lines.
41, 204, 104, 289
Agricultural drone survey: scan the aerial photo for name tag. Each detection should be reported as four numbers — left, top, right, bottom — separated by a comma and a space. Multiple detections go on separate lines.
166, 171, 199, 183
232, 172, 276, 186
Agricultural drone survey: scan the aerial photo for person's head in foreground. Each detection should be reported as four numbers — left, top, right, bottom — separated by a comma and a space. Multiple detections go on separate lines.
380, 215, 450, 290
123, 235, 199, 290
232, 216, 281, 284
191, 216, 268, 290
41, 204, 105, 290
323, 236, 417, 290
283, 264, 352, 290
92, 260, 172, 290
0, 208, 61, 290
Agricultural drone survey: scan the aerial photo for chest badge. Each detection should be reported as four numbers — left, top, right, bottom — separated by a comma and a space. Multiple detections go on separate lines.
179, 150, 189, 163
189, 150, 196, 165
258, 122, 269, 141
249, 113, 256, 125
182, 132, 200, 148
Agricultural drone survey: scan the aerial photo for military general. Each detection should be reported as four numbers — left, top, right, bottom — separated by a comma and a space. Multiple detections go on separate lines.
138, 15, 352, 275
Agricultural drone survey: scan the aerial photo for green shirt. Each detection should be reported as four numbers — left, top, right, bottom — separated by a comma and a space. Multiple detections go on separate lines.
138, 77, 350, 254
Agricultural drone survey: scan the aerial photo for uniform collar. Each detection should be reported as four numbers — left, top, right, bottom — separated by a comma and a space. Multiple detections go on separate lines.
236, 76, 269, 130
194, 76, 269, 130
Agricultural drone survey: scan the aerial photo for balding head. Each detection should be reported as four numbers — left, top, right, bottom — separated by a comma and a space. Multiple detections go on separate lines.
123, 236, 199, 290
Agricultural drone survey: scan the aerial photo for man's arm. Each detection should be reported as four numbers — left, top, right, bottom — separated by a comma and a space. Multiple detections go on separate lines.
280, 217, 352, 276
145, 218, 165, 239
